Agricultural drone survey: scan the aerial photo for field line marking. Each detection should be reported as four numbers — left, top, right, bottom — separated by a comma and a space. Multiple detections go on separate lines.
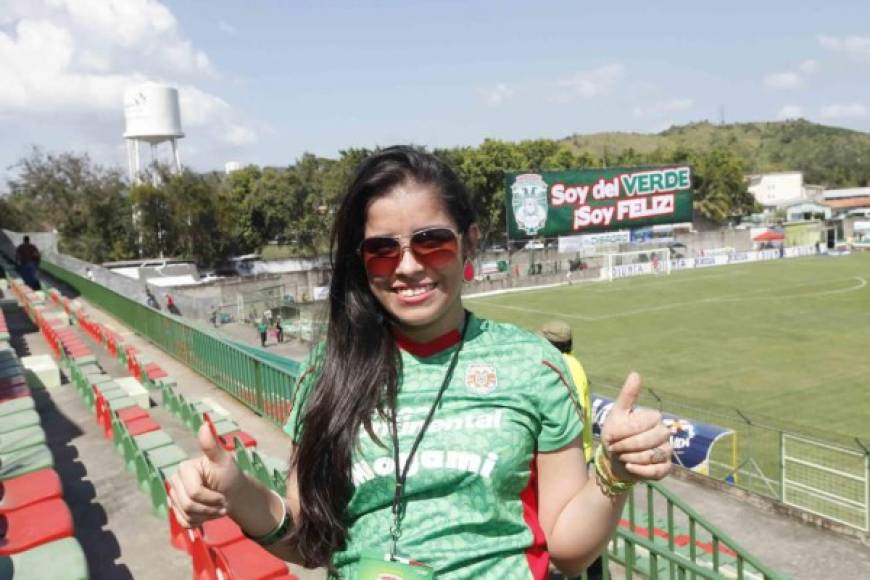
470, 277, 867, 322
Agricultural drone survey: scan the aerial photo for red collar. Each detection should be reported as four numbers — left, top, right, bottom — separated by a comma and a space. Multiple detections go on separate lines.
394, 326, 463, 357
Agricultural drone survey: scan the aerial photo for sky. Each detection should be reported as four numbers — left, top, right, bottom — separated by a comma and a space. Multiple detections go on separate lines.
2, 0, 870, 183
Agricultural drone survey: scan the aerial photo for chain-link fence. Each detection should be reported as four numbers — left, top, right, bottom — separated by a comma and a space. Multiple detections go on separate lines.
594, 383, 870, 531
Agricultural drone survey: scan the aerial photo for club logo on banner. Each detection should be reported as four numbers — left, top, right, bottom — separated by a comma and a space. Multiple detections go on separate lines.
505, 165, 693, 239
590, 395, 733, 473
510, 174, 549, 235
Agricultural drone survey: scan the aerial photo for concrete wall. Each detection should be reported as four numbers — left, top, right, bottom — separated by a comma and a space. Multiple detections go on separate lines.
0, 229, 221, 321
674, 228, 753, 254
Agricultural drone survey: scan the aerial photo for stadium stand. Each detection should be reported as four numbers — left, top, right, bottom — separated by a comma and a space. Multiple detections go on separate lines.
0, 298, 89, 578
3, 271, 300, 579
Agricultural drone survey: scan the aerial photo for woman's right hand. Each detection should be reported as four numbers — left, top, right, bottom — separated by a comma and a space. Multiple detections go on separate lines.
167, 423, 245, 528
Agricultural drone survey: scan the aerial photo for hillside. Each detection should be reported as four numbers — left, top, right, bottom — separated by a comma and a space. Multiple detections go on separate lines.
562, 120, 870, 188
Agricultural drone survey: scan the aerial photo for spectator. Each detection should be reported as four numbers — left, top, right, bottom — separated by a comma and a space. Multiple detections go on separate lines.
257, 318, 268, 347
540, 319, 605, 580
15, 235, 41, 290
145, 289, 160, 310
166, 293, 181, 315
168, 146, 671, 577
275, 315, 284, 343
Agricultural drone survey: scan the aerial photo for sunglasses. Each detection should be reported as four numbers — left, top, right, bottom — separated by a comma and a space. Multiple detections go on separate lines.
359, 227, 460, 277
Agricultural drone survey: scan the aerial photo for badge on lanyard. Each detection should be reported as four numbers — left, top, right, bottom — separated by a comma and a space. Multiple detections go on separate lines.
358, 553, 435, 579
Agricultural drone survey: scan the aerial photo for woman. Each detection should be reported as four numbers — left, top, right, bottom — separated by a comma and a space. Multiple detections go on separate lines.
168, 146, 671, 578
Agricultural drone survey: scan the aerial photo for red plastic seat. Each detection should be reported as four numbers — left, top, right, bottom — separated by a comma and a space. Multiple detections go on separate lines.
0, 385, 30, 403
203, 414, 257, 451
0, 469, 63, 512
0, 498, 73, 555
116, 407, 149, 423
190, 527, 295, 580
213, 539, 296, 580
219, 431, 257, 451
125, 416, 161, 437
0, 376, 26, 389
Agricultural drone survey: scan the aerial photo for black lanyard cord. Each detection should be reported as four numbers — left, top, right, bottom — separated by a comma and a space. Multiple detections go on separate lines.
388, 312, 469, 555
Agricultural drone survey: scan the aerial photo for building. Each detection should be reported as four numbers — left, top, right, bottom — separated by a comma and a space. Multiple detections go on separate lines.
747, 172, 811, 208
821, 187, 870, 218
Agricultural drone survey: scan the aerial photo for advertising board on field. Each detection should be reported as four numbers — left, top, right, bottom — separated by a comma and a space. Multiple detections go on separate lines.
557, 230, 631, 253
505, 165, 693, 239
591, 395, 734, 474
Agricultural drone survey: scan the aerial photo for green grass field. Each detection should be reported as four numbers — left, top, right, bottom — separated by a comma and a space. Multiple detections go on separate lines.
467, 252, 870, 444
469, 252, 870, 522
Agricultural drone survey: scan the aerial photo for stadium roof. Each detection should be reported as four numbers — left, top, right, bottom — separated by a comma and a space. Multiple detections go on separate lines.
821, 196, 870, 209
822, 187, 870, 199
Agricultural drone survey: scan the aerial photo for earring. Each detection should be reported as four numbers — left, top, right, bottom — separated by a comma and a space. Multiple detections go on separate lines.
463, 259, 475, 282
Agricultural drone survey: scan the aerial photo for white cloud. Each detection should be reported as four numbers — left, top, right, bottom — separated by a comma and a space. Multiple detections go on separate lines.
777, 105, 803, 120
799, 59, 819, 74
0, 0, 259, 167
818, 34, 870, 61
218, 20, 239, 36
633, 98, 694, 118
224, 124, 258, 146
820, 103, 869, 119
764, 72, 804, 90
554, 63, 624, 101
481, 83, 514, 107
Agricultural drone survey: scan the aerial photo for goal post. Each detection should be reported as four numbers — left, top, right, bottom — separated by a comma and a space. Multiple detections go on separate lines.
602, 248, 671, 282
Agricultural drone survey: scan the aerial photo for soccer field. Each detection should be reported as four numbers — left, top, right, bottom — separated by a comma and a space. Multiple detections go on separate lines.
466, 252, 870, 444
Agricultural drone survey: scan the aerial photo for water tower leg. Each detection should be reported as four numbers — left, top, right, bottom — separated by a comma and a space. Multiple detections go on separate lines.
171, 138, 182, 173
133, 140, 141, 185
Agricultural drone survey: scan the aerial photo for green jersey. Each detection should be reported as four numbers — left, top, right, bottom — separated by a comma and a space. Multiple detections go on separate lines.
284, 313, 583, 579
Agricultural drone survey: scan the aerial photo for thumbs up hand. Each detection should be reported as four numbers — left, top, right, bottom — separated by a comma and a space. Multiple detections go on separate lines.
168, 423, 245, 528
600, 373, 672, 482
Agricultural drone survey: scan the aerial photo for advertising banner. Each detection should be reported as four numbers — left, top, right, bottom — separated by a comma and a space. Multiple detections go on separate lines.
506, 165, 693, 239
558, 230, 631, 253
591, 395, 733, 473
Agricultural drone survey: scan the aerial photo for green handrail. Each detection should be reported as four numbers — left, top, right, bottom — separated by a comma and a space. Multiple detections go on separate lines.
608, 479, 786, 579
39, 259, 300, 425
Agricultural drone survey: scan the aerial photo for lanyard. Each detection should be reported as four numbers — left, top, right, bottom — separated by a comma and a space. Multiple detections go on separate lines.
388, 312, 469, 557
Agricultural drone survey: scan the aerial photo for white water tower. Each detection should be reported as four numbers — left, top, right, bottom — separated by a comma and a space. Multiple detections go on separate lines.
123, 83, 184, 184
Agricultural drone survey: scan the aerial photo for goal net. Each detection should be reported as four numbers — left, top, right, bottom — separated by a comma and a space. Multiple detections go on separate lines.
601, 248, 671, 282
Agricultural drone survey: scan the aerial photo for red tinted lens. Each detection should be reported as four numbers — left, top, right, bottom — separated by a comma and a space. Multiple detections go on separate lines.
410, 228, 458, 269
361, 237, 401, 276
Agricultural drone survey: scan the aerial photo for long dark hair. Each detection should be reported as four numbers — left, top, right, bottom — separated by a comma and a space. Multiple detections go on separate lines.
288, 146, 477, 567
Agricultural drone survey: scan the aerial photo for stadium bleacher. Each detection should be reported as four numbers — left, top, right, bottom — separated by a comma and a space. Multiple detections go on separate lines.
2, 271, 299, 579
0, 299, 89, 579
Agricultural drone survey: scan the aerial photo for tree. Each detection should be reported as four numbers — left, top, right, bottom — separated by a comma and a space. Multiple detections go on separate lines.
6, 148, 135, 262
690, 148, 758, 223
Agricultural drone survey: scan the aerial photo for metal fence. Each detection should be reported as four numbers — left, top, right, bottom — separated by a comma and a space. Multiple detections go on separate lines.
595, 383, 870, 532
40, 259, 300, 426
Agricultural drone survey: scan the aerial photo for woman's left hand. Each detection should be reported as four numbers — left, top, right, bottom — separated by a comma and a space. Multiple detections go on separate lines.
600, 372, 672, 482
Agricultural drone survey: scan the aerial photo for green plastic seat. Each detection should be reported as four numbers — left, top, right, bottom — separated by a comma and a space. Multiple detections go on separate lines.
125, 430, 173, 472
104, 396, 138, 411
2, 537, 88, 580
135, 444, 186, 493
0, 425, 46, 454
235, 444, 254, 475
99, 386, 127, 400
0, 410, 40, 434
0, 396, 35, 417
0, 444, 53, 480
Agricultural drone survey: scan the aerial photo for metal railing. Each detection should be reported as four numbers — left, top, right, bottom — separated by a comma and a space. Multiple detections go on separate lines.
602, 480, 785, 579
594, 382, 870, 533
40, 259, 299, 426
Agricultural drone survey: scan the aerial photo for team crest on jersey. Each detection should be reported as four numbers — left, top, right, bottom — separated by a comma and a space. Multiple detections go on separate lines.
465, 363, 497, 395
